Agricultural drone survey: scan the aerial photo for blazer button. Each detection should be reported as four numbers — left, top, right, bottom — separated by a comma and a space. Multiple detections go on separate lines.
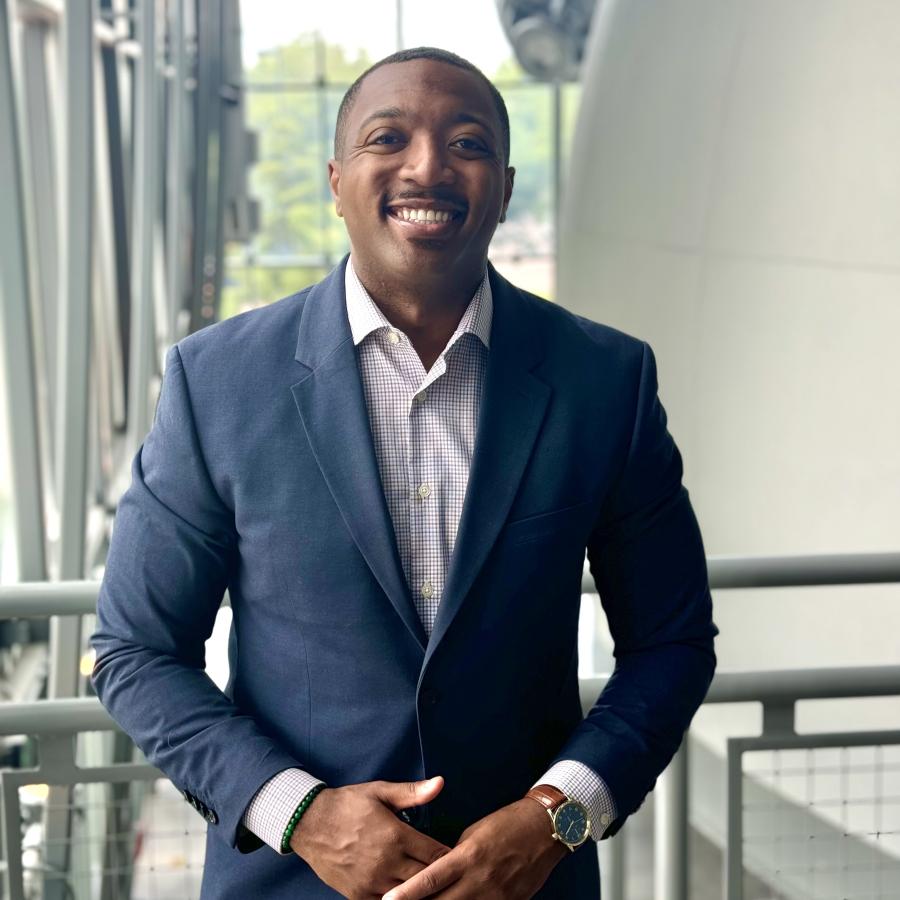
420, 688, 440, 707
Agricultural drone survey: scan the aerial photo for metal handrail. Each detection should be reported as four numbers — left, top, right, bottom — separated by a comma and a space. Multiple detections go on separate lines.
703, 552, 900, 589
3, 553, 899, 900
0, 581, 100, 617
0, 698, 112, 736
2, 664, 898, 739
2, 551, 899, 620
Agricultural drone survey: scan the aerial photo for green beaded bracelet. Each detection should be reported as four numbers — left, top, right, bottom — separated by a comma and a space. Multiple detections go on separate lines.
281, 783, 326, 853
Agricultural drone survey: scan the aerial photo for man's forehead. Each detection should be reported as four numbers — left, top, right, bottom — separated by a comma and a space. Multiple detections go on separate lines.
350, 60, 497, 127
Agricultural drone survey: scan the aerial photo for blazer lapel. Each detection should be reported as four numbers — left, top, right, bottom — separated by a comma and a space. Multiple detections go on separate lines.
290, 260, 427, 651
424, 268, 551, 667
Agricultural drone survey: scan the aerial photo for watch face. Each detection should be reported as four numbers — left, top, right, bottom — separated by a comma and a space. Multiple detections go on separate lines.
555, 801, 589, 846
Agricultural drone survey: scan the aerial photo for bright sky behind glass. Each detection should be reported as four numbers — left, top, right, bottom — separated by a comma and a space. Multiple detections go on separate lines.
240, 0, 513, 76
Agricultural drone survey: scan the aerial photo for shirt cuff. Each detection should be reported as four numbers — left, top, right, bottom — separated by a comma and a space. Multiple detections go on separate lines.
535, 760, 617, 841
241, 768, 326, 854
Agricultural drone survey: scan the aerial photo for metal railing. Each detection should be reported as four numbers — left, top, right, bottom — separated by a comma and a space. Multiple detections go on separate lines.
1, 551, 899, 900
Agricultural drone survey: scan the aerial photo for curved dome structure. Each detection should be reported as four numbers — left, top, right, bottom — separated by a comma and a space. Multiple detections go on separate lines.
560, 6, 900, 879
561, 0, 900, 570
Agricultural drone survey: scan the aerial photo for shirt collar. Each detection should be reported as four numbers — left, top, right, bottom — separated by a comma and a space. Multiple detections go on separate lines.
345, 256, 492, 351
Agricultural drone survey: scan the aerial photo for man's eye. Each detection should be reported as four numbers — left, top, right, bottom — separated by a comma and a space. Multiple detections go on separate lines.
453, 137, 488, 153
371, 133, 401, 145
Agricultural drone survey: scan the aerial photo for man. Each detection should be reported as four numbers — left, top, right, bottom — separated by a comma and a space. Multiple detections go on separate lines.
92, 47, 717, 899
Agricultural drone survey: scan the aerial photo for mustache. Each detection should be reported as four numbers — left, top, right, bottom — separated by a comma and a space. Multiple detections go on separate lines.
386, 189, 468, 208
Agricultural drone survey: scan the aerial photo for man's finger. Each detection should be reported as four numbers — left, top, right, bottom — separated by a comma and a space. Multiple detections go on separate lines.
375, 776, 445, 811
382, 848, 463, 900
391, 855, 436, 884
402, 828, 451, 866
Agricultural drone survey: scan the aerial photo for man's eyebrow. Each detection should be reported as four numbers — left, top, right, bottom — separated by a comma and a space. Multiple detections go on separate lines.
452, 112, 494, 133
357, 107, 404, 133
355, 108, 497, 136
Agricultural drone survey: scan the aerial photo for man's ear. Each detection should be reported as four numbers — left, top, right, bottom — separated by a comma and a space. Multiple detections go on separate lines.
499, 166, 515, 223
328, 159, 343, 217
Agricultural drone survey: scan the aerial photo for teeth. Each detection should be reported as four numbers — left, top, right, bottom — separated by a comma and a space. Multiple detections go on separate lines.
395, 208, 453, 224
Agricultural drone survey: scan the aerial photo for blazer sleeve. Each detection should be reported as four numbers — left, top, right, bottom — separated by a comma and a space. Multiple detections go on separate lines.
553, 341, 717, 836
91, 345, 302, 851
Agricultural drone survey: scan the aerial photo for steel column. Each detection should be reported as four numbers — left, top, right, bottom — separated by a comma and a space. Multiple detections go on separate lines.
654, 743, 688, 900
126, 0, 159, 456
0, 0, 48, 582
50, 0, 94, 689
725, 740, 744, 900
166, 0, 187, 342
600, 831, 625, 900
44, 4, 94, 895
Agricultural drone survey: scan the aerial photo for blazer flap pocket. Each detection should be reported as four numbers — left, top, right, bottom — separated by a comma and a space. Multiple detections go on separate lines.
501, 500, 594, 547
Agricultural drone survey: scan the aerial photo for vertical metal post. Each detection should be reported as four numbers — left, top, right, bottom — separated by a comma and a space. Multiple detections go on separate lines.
51, 0, 95, 681
127, 0, 159, 455
190, 0, 223, 330
654, 742, 689, 900
20, 21, 61, 476
725, 740, 744, 900
1, 773, 27, 900
166, 0, 187, 342
551, 80, 562, 298
395, 0, 404, 51
600, 831, 626, 900
42, 4, 94, 898
0, 0, 48, 582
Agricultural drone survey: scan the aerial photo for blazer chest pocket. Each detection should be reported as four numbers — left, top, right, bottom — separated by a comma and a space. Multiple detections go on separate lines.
500, 500, 594, 548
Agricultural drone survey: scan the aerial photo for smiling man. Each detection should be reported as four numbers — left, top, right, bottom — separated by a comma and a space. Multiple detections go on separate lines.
92, 47, 717, 899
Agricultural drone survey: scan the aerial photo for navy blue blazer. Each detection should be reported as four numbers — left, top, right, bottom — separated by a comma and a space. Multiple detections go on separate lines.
92, 258, 716, 898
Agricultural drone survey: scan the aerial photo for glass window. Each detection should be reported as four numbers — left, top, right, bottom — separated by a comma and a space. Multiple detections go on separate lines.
229, 1, 573, 312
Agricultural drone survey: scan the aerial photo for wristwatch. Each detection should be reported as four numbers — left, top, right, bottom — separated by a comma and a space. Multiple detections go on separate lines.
525, 785, 591, 852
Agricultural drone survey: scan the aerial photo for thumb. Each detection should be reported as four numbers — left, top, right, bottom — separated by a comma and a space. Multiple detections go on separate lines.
376, 776, 444, 811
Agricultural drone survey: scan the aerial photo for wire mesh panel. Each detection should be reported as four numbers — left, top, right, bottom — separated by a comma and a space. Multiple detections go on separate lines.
15, 778, 206, 900
729, 735, 900, 900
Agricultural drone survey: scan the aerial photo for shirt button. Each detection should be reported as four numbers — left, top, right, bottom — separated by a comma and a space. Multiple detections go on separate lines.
387, 330, 401, 345
420, 580, 434, 600
414, 390, 428, 404
600, 813, 611, 826
417, 483, 432, 499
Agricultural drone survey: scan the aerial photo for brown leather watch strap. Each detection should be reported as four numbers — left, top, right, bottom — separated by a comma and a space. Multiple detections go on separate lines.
525, 784, 567, 812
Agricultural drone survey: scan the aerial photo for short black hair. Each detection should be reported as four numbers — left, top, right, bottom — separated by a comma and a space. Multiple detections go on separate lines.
334, 47, 511, 165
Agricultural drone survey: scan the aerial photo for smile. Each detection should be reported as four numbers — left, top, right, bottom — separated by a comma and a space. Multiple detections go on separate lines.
388, 207, 462, 224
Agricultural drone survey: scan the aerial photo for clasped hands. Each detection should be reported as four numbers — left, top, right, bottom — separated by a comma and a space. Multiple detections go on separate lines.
290, 775, 569, 900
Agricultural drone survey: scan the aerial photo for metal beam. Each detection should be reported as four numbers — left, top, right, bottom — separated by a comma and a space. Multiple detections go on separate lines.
0, 0, 48, 582
125, 0, 159, 457
50, 0, 94, 695
165, 0, 187, 342
654, 744, 688, 900
579, 665, 900, 716
0, 581, 99, 617
44, 5, 94, 894
0, 698, 115, 736
707, 551, 900, 588
582, 551, 900, 594
2, 662, 895, 741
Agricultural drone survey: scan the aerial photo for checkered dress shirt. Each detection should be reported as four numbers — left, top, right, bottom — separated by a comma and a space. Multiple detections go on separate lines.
242, 259, 617, 852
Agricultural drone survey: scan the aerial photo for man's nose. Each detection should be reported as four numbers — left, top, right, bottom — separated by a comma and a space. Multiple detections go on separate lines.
399, 136, 454, 186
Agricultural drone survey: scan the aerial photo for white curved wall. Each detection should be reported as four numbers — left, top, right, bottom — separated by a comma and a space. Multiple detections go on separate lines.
561, 0, 900, 680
